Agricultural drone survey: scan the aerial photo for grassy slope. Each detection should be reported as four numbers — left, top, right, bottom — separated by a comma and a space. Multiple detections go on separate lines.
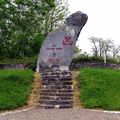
79, 68, 120, 110
0, 69, 33, 110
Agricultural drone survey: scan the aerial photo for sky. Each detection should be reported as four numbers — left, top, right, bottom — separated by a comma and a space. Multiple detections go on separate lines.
68, 0, 120, 53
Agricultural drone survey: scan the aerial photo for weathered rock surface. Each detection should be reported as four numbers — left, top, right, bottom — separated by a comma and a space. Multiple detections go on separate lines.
36, 11, 88, 72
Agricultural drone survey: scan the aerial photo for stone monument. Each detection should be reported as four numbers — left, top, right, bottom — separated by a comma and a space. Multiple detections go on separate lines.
37, 11, 88, 109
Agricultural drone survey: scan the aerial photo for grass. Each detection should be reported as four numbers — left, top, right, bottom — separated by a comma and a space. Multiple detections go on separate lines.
0, 69, 34, 110
78, 68, 120, 110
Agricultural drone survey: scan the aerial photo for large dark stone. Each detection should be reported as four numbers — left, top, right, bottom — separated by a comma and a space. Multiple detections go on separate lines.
36, 11, 88, 72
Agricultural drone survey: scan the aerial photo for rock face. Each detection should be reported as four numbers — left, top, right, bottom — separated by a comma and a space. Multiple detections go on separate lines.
36, 11, 88, 72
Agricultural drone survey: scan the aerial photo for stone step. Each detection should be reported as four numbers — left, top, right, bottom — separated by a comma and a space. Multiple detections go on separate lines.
60, 78, 72, 80
43, 71, 71, 74
42, 78, 72, 80
43, 73, 71, 76
41, 88, 73, 91
42, 72, 72, 75
42, 73, 72, 76
39, 70, 73, 109
39, 100, 73, 105
41, 88, 73, 92
42, 85, 73, 89
40, 93, 73, 97
39, 99, 72, 103
42, 70, 72, 75
40, 92, 73, 97
39, 104, 73, 109
40, 89, 73, 93
42, 81, 73, 85
42, 79, 72, 81
42, 79, 72, 83
40, 96, 72, 100
42, 77, 72, 81
41, 89, 73, 93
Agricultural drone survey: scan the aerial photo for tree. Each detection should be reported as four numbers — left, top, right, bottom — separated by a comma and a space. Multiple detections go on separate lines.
42, 0, 69, 36
74, 46, 82, 58
97, 38, 104, 58
112, 44, 120, 59
0, 0, 69, 59
89, 36, 99, 57
89, 37, 114, 58
103, 39, 113, 59
0, 0, 56, 58
89, 36, 117, 63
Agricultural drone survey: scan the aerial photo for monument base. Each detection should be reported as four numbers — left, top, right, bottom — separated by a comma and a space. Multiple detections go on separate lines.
60, 66, 69, 71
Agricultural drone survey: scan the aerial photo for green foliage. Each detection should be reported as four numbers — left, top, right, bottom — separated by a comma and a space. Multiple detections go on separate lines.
72, 55, 120, 64
78, 68, 120, 110
0, 69, 33, 110
42, 0, 69, 35
0, 0, 56, 58
74, 46, 82, 58
0, 56, 38, 71
26, 56, 38, 71
0, 0, 68, 59
73, 56, 102, 63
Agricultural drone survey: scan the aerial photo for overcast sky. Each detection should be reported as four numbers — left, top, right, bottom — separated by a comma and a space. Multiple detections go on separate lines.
68, 0, 120, 53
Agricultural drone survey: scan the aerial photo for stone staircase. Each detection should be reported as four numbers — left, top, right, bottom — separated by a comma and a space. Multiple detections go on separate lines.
39, 69, 73, 109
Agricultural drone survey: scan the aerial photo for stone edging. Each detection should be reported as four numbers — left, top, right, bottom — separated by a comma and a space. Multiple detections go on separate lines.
70, 62, 120, 70
0, 64, 27, 69
0, 107, 35, 116
0, 107, 120, 117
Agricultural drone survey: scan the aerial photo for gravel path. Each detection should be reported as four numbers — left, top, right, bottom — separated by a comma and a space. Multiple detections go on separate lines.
0, 108, 120, 120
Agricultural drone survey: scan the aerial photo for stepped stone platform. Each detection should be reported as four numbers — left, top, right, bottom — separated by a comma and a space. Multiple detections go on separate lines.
38, 69, 73, 109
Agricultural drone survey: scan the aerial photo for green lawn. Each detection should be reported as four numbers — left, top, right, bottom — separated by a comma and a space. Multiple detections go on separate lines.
78, 68, 120, 110
0, 69, 33, 110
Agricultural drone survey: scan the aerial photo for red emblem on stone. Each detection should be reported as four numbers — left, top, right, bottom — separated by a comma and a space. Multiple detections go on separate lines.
63, 36, 73, 45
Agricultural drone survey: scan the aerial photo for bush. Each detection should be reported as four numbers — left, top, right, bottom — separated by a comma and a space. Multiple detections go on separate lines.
72, 56, 120, 64
0, 56, 38, 71
72, 56, 103, 63
26, 56, 38, 71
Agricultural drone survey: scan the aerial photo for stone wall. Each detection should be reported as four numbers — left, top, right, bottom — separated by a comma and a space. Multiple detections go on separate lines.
69, 62, 120, 70
1, 62, 120, 70
0, 64, 27, 70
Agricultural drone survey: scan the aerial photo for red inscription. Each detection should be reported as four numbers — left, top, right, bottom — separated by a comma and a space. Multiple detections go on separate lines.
63, 36, 73, 45
56, 48, 63, 50
47, 58, 60, 64
46, 48, 63, 50
46, 48, 55, 50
